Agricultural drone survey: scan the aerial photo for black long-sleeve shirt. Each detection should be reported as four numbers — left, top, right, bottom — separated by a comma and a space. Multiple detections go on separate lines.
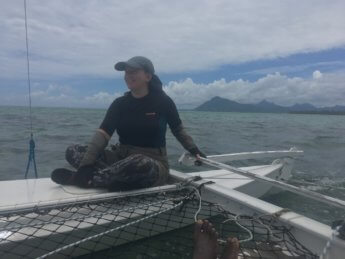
100, 91, 192, 149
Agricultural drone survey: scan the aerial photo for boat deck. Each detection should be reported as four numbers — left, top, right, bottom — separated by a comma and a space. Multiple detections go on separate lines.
0, 160, 344, 258
0, 164, 282, 209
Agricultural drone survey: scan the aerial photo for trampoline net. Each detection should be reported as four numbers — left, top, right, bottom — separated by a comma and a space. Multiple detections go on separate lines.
0, 185, 317, 258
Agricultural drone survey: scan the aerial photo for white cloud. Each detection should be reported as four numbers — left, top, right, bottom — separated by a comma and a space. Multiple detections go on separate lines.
0, 1, 345, 79
4, 71, 344, 108
164, 71, 345, 108
20, 84, 121, 108
243, 61, 345, 77
85, 92, 121, 105
313, 70, 323, 79
30, 84, 72, 100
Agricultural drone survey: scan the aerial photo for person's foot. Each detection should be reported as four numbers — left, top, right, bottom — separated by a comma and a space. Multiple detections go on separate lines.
193, 220, 218, 259
51, 168, 76, 185
51, 166, 95, 188
220, 237, 240, 259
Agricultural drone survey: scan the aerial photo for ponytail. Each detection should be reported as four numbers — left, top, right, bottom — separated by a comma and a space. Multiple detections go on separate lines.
149, 74, 163, 92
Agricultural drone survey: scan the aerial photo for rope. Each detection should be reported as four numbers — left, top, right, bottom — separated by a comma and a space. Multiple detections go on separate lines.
24, 136, 38, 178
190, 186, 202, 222
221, 215, 254, 244
23, 0, 38, 178
190, 183, 254, 244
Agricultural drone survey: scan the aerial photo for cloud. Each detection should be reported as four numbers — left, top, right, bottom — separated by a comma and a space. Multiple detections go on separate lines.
164, 71, 345, 108
243, 61, 345, 77
313, 70, 323, 79
17, 84, 121, 108
3, 71, 344, 108
1, 1, 345, 80
85, 92, 121, 105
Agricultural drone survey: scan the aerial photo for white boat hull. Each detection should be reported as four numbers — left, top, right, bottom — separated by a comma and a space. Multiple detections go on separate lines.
0, 149, 344, 258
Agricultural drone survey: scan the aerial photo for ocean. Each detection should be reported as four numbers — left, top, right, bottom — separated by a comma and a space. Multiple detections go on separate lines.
1, 105, 345, 225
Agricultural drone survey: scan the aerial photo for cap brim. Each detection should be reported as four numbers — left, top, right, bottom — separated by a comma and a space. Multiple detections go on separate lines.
114, 62, 127, 71
114, 61, 141, 71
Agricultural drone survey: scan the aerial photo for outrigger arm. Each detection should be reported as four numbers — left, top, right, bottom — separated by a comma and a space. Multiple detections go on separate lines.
179, 151, 345, 210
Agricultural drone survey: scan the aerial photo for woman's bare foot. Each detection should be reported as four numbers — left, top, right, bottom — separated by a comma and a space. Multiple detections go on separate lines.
220, 237, 240, 259
193, 220, 218, 259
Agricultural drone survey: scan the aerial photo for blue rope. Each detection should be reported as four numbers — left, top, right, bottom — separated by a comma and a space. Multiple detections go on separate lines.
25, 133, 38, 179
23, 0, 38, 179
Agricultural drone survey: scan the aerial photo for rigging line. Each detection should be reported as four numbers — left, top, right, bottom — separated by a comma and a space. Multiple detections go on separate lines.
23, 0, 38, 178
24, 0, 33, 135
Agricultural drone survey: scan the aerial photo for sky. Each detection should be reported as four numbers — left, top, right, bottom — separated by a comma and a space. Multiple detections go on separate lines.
1, 0, 345, 109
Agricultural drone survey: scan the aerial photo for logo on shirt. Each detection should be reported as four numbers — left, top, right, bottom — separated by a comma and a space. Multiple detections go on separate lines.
145, 112, 156, 116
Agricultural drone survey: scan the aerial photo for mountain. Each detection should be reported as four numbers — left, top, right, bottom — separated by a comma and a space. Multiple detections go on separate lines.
288, 103, 316, 111
255, 100, 287, 113
195, 97, 287, 113
195, 96, 257, 112
319, 105, 345, 112
195, 96, 345, 114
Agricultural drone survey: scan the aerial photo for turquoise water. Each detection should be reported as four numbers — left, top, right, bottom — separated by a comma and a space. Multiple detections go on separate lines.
1, 105, 345, 224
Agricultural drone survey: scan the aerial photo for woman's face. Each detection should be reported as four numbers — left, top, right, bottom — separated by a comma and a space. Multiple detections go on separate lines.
124, 67, 152, 91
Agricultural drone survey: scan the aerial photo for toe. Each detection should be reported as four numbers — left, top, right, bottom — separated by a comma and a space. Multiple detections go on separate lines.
201, 220, 209, 233
194, 220, 204, 239
211, 228, 218, 239
203, 220, 212, 232
195, 220, 203, 232
230, 237, 240, 250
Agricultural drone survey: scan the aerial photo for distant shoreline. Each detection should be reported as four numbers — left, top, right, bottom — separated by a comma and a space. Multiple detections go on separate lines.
191, 109, 345, 115
0, 104, 106, 110
194, 96, 345, 115
289, 111, 345, 116
2, 105, 345, 115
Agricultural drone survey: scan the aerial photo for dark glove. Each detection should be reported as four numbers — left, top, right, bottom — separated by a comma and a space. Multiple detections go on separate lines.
189, 147, 206, 166
79, 130, 109, 168
189, 147, 206, 158
74, 165, 97, 188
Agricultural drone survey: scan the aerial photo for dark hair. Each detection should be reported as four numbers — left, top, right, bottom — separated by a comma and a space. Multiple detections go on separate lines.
124, 74, 163, 97
148, 74, 163, 92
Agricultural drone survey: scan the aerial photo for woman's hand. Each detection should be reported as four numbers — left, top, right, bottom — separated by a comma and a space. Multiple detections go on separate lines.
194, 152, 206, 166
194, 154, 202, 166
188, 147, 206, 166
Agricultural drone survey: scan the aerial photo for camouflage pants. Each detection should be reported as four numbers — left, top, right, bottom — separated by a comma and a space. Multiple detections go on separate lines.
65, 144, 170, 190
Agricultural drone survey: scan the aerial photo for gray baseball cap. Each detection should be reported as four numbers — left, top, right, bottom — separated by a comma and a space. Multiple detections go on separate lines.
114, 56, 155, 74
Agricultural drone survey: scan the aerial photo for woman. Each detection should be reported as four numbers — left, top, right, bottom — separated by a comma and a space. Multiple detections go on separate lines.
51, 56, 205, 191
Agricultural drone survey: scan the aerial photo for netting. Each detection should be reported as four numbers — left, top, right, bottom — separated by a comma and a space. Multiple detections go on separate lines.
0, 185, 317, 258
